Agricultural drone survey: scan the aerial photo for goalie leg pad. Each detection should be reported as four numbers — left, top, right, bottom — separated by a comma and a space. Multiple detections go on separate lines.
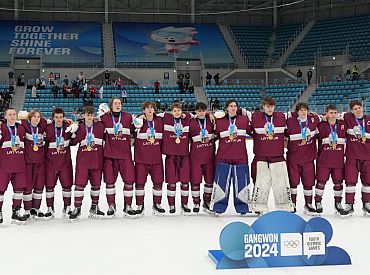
270, 161, 295, 212
210, 163, 232, 214
232, 164, 251, 214
251, 161, 271, 213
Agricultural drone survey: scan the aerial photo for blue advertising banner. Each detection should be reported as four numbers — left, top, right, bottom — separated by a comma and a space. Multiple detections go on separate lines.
0, 20, 102, 64
113, 23, 234, 65
209, 211, 351, 269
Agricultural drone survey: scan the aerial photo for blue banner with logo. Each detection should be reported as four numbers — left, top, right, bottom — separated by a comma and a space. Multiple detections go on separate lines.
208, 211, 351, 269
0, 20, 102, 64
113, 22, 234, 66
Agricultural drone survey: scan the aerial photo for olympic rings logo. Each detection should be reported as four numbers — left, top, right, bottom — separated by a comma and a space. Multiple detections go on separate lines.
284, 240, 300, 248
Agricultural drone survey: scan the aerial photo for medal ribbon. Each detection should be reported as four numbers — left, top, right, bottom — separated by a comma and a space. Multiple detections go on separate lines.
174, 118, 182, 138
7, 124, 17, 147
329, 122, 337, 144
198, 118, 207, 138
355, 117, 366, 138
55, 125, 63, 148
30, 124, 39, 146
264, 114, 273, 135
112, 112, 122, 135
85, 124, 94, 147
147, 119, 155, 138
298, 117, 309, 140
229, 116, 236, 135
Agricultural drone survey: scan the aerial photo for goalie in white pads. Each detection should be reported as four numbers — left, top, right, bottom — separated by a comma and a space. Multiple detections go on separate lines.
245, 97, 295, 214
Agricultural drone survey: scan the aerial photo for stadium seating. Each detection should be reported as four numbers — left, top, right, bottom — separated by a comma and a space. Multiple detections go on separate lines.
205, 83, 305, 112
230, 26, 272, 68
271, 24, 301, 62
23, 85, 197, 119
287, 15, 370, 66
307, 80, 370, 113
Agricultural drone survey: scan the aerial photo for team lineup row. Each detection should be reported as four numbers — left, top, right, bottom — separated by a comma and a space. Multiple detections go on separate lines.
0, 96, 370, 225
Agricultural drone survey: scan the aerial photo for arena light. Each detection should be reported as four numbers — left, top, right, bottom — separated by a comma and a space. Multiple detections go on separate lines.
174, 70, 177, 73
26, 60, 29, 64
186, 61, 189, 65
42, 69, 45, 73
333, 56, 336, 60
312, 66, 315, 70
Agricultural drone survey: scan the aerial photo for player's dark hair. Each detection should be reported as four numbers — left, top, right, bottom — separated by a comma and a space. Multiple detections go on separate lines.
52, 107, 64, 117
171, 102, 183, 111
109, 96, 123, 111
142, 101, 156, 110
295, 102, 309, 113
195, 102, 207, 111
83, 106, 94, 115
325, 104, 337, 112
262, 96, 276, 106
4, 107, 16, 116
226, 99, 238, 108
28, 109, 43, 120
349, 100, 362, 110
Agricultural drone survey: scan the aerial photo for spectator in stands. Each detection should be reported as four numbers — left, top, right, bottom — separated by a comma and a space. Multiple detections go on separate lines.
8, 70, 14, 81
35, 77, 41, 89
214, 73, 220, 85
206, 72, 212, 86
78, 71, 85, 85
154, 79, 160, 94
121, 87, 127, 103
63, 75, 69, 86
72, 81, 79, 98
213, 98, 220, 111
185, 71, 190, 80
210, 98, 214, 110
117, 77, 122, 90
345, 68, 351, 80
52, 84, 59, 99
48, 72, 55, 85
188, 82, 194, 94
104, 70, 110, 86
99, 85, 104, 100
31, 85, 40, 98
62, 84, 69, 98
89, 84, 97, 98
307, 68, 313, 85
336, 74, 342, 82
18, 73, 25, 86
83, 83, 88, 98
177, 74, 184, 92
296, 69, 303, 83
8, 85, 14, 94
352, 65, 359, 81
40, 77, 46, 89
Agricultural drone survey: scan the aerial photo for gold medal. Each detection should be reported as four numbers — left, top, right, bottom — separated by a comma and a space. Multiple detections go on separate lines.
33, 145, 39, 152
56, 146, 60, 152
268, 134, 274, 140
11, 146, 17, 152
362, 136, 366, 143
332, 143, 337, 150
87, 145, 92, 151
229, 134, 234, 141
150, 137, 155, 144
301, 139, 307, 145
175, 137, 181, 144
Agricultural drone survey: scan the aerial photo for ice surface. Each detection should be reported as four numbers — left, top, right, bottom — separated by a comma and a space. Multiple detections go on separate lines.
0, 141, 366, 275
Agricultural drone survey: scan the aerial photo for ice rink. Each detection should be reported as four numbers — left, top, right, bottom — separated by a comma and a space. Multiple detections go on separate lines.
0, 141, 367, 275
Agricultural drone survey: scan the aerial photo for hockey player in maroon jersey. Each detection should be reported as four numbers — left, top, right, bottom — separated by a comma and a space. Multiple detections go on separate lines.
285, 102, 320, 215
21, 109, 48, 220
0, 108, 28, 224
161, 102, 192, 214
134, 101, 165, 216
99, 97, 136, 218
69, 106, 105, 220
246, 97, 294, 214
210, 99, 252, 215
341, 100, 370, 217
189, 102, 215, 213
44, 107, 74, 219
315, 104, 346, 215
